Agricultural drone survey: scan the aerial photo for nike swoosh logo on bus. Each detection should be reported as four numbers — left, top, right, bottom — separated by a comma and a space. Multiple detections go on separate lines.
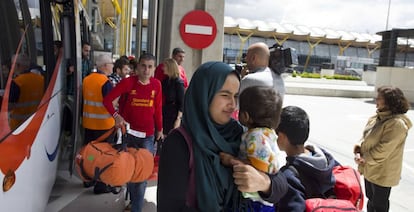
46, 141, 59, 161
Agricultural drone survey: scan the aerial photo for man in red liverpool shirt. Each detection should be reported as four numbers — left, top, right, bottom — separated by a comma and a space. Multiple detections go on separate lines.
154, 47, 189, 88
103, 53, 162, 212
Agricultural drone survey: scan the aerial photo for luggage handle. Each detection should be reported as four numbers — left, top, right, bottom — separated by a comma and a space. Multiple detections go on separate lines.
91, 128, 116, 144
115, 123, 130, 152
91, 123, 128, 145
118, 122, 128, 135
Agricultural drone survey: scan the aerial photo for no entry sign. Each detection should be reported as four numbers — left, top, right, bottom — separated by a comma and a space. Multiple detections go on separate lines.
179, 10, 217, 49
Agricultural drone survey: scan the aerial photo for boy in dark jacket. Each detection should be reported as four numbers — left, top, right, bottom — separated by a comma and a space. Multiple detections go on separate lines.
275, 106, 338, 211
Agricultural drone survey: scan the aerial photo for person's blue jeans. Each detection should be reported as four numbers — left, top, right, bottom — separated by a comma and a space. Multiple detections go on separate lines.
125, 135, 154, 212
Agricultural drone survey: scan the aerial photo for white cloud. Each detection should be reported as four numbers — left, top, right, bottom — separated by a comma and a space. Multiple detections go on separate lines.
224, 0, 414, 34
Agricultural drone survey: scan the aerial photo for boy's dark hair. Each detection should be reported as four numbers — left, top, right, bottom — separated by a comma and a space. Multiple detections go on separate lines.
172, 47, 185, 56
277, 106, 309, 145
113, 57, 130, 73
138, 53, 156, 63
239, 86, 282, 129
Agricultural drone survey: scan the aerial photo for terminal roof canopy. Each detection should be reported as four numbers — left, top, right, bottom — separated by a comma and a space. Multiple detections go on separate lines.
223, 16, 414, 51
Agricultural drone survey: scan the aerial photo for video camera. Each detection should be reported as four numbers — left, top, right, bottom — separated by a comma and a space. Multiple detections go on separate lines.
268, 43, 298, 75
234, 53, 247, 74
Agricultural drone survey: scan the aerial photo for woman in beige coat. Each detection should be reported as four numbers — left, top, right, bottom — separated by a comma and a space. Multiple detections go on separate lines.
354, 85, 412, 212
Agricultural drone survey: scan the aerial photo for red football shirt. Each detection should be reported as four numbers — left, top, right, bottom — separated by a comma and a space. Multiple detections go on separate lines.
103, 76, 162, 136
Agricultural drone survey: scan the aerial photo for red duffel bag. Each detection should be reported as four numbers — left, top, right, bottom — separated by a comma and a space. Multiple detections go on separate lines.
306, 198, 358, 212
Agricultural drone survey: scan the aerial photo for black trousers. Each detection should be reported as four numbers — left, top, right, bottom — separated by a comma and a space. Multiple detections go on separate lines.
365, 179, 392, 212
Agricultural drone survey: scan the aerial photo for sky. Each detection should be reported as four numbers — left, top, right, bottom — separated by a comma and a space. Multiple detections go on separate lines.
224, 0, 414, 34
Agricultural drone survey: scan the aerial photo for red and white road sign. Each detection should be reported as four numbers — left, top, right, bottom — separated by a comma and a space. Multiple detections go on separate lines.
179, 10, 217, 49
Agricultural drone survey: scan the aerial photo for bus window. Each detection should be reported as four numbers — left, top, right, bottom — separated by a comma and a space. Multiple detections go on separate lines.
0, 0, 45, 137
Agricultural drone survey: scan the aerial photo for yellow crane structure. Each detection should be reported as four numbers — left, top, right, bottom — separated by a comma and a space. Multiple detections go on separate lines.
85, 0, 134, 57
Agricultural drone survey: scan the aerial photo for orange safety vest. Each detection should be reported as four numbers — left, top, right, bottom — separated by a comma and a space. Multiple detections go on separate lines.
82, 72, 114, 130
9, 72, 44, 130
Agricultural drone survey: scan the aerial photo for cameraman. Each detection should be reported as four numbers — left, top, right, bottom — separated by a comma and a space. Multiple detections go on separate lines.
239, 42, 286, 98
